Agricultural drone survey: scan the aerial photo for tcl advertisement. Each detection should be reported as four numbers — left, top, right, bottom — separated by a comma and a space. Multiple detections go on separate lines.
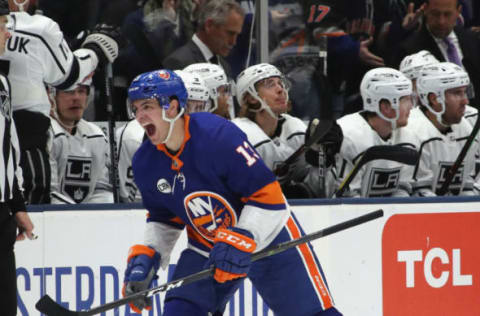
382, 212, 479, 315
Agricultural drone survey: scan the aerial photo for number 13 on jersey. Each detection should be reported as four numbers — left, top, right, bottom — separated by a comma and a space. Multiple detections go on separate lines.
236, 141, 260, 167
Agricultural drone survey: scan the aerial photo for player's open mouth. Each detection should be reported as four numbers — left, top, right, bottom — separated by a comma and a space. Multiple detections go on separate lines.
144, 123, 156, 137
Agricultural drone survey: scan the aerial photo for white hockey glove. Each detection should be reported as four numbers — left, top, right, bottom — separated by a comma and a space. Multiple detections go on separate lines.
81, 24, 123, 65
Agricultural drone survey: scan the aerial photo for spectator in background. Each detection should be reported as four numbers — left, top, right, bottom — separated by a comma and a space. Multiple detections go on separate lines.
117, 0, 199, 82
184, 62, 234, 119
0, 0, 120, 203
0, 3, 36, 316
270, 1, 384, 119
163, 0, 244, 79
391, 0, 480, 107
48, 65, 114, 204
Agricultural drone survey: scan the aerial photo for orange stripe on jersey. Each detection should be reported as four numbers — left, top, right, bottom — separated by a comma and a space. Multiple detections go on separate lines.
156, 115, 192, 171
187, 226, 214, 250
169, 216, 185, 225
315, 31, 347, 38
286, 217, 333, 310
241, 181, 286, 205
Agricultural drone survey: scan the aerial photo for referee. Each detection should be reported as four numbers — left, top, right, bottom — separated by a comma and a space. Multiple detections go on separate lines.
0, 2, 35, 315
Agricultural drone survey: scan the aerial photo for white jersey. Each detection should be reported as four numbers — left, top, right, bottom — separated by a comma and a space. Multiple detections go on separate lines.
116, 119, 144, 202
336, 112, 414, 197
463, 105, 480, 185
49, 118, 113, 204
232, 114, 333, 197
0, 12, 98, 116
402, 109, 477, 196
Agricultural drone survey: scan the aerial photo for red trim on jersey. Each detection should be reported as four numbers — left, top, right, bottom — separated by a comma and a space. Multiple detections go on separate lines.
286, 217, 334, 310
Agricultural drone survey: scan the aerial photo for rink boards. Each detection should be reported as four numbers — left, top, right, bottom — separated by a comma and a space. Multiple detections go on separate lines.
16, 196, 480, 316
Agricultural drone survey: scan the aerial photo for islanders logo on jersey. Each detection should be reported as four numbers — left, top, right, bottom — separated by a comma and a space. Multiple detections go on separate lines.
184, 191, 237, 241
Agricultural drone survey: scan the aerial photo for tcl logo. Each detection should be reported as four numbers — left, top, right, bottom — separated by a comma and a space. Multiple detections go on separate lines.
397, 248, 472, 288
382, 213, 480, 316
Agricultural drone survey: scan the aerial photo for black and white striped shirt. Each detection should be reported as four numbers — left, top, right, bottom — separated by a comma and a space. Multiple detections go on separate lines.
0, 75, 26, 212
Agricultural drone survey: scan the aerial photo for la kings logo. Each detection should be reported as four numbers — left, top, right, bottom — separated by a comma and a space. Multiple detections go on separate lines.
435, 162, 464, 195
365, 167, 401, 197
63, 156, 92, 203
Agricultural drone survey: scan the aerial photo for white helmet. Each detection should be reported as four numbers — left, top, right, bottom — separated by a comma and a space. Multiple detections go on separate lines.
417, 62, 470, 123
183, 63, 231, 113
236, 63, 289, 119
400, 50, 439, 80
361, 67, 413, 128
174, 70, 211, 113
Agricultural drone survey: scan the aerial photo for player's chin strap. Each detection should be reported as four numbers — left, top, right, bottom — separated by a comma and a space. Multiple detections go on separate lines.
249, 94, 289, 120
13, 0, 28, 11
376, 108, 398, 131
161, 107, 185, 144
425, 96, 450, 128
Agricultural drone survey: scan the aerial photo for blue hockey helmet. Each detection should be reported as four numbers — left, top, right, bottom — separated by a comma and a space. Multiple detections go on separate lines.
127, 70, 188, 117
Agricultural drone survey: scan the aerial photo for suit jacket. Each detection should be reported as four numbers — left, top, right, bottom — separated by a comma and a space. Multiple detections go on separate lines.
390, 24, 480, 107
162, 39, 233, 78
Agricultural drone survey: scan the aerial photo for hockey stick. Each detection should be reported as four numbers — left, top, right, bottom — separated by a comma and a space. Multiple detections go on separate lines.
437, 114, 480, 195
105, 63, 120, 203
35, 209, 384, 316
273, 119, 333, 177
334, 145, 419, 198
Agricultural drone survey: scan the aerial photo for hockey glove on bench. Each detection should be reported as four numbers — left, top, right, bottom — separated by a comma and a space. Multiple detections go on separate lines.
81, 24, 124, 66
123, 244, 161, 313
206, 227, 256, 283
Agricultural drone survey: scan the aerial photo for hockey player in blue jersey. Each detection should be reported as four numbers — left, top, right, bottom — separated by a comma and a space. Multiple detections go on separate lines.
122, 69, 342, 316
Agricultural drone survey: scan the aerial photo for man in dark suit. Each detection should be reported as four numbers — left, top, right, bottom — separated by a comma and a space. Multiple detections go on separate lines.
163, 0, 245, 78
391, 0, 480, 107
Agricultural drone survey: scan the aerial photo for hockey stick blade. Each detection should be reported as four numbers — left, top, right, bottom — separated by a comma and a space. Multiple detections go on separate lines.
35, 209, 383, 316
274, 119, 333, 176
335, 145, 419, 197
437, 112, 480, 195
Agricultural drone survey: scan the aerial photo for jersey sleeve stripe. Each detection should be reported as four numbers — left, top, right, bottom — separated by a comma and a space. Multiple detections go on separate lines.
241, 181, 286, 206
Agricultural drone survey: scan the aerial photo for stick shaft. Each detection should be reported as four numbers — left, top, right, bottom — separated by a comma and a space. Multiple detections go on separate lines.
104, 63, 119, 203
